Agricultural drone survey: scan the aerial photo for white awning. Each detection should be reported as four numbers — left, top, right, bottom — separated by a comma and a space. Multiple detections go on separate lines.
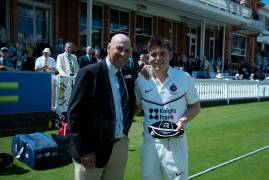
257, 36, 269, 44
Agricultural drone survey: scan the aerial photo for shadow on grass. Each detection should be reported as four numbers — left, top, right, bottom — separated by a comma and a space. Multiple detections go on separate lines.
0, 164, 30, 175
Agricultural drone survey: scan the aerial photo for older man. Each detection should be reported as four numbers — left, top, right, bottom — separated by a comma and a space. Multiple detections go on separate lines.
68, 34, 138, 180
56, 42, 79, 76
78, 46, 97, 68
35, 48, 57, 74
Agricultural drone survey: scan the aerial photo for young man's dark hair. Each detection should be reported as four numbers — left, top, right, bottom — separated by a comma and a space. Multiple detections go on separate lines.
146, 37, 169, 52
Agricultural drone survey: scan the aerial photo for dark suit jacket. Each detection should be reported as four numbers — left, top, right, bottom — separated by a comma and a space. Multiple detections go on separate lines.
67, 59, 137, 168
78, 55, 97, 68
126, 56, 140, 72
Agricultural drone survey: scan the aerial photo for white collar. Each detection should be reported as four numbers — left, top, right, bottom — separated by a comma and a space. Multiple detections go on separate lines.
106, 57, 120, 77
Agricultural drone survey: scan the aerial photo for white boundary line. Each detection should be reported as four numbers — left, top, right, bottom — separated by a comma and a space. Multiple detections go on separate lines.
189, 145, 269, 179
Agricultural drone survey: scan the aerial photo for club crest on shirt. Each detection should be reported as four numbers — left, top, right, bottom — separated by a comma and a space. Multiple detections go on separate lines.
169, 83, 177, 94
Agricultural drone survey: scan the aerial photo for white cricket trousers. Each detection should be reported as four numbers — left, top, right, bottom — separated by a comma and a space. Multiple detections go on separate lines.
141, 136, 188, 180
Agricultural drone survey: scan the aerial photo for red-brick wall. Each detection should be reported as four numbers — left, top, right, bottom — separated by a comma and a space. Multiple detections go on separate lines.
172, 21, 177, 51
225, 26, 232, 69
10, 0, 18, 43
54, 0, 80, 46
204, 28, 210, 58
103, 5, 110, 48
130, 11, 137, 49
157, 17, 171, 40
176, 22, 188, 56
215, 28, 223, 59
247, 35, 256, 68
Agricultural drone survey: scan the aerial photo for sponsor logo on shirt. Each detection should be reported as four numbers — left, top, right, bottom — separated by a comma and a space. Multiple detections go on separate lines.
149, 108, 176, 120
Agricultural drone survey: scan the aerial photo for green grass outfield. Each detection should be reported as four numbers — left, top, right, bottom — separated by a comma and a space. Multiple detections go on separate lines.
0, 101, 269, 180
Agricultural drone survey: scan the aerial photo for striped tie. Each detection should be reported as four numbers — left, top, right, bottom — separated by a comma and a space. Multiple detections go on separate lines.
116, 71, 130, 134
67, 55, 74, 74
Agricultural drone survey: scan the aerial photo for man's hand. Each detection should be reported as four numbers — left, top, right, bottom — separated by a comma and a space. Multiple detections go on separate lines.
176, 121, 184, 131
140, 65, 152, 80
80, 153, 96, 169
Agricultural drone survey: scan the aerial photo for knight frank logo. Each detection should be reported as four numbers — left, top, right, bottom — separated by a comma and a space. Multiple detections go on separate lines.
149, 108, 176, 120
149, 108, 159, 120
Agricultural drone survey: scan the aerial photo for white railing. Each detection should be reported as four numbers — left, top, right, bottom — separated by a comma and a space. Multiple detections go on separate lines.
52, 76, 269, 114
199, 0, 252, 18
195, 79, 269, 104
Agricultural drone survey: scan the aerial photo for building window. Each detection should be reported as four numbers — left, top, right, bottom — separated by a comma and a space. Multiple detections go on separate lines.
80, 1, 87, 47
187, 27, 197, 57
136, 15, 152, 48
110, 9, 129, 37
18, 2, 51, 45
80, 3, 103, 48
0, 0, 8, 45
231, 33, 246, 63
92, 5, 103, 49
35, 7, 50, 43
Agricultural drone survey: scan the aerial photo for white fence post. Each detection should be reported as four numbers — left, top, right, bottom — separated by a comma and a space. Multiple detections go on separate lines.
225, 80, 229, 104
256, 81, 260, 102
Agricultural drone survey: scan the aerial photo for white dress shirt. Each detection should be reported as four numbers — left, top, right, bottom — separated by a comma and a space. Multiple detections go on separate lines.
35, 56, 56, 70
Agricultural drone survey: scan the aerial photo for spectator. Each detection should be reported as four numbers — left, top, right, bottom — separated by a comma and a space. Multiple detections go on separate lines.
25, 43, 34, 70
126, 48, 139, 71
216, 73, 223, 80
256, 51, 262, 70
214, 57, 222, 72
168, 48, 176, 67
56, 42, 79, 76
0, 47, 14, 70
54, 38, 65, 57
35, 48, 57, 74
249, 73, 255, 80
94, 49, 102, 63
5, 41, 16, 66
235, 73, 240, 80
139, 54, 149, 65
181, 54, 188, 71
78, 46, 97, 68
193, 56, 201, 71
33, 40, 44, 59
203, 56, 212, 71
262, 56, 268, 73
14, 42, 27, 71
200, 56, 205, 70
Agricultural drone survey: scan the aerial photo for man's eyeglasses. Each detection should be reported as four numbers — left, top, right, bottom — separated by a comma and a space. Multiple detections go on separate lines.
2, 50, 8, 54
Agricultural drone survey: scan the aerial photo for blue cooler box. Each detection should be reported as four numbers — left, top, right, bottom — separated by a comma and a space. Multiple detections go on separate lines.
11, 132, 58, 169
